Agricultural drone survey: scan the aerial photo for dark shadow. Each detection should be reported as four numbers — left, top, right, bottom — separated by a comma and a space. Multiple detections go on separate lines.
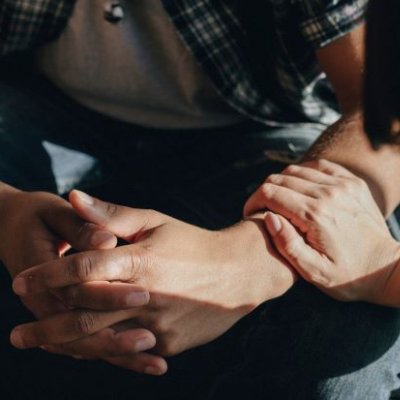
2, 230, 400, 399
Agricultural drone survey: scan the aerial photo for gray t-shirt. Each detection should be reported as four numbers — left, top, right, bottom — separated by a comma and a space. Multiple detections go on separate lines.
36, 0, 244, 129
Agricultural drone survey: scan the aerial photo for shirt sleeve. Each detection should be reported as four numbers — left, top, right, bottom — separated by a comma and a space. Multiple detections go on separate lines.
0, 0, 75, 56
293, 0, 368, 49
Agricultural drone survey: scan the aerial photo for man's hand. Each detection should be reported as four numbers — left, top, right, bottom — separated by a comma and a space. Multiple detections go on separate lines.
0, 186, 158, 370
244, 159, 400, 305
0, 187, 118, 279
11, 190, 296, 365
0, 187, 118, 317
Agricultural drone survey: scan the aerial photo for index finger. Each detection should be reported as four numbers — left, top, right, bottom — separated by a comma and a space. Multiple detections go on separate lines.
38, 196, 117, 251
12, 245, 150, 296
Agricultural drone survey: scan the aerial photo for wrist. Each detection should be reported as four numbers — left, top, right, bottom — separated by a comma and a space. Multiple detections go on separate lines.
220, 213, 297, 308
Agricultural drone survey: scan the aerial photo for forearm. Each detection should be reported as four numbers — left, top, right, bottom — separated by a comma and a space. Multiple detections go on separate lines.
303, 112, 400, 217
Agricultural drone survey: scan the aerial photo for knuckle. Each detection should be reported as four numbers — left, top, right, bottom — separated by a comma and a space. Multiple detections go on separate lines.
283, 238, 301, 261
148, 320, 164, 336
265, 174, 281, 184
283, 164, 299, 175
260, 183, 276, 199
147, 316, 169, 337
320, 186, 338, 200
69, 255, 95, 282
315, 159, 329, 169
141, 209, 162, 229
105, 202, 118, 218
312, 159, 330, 172
72, 310, 96, 335
127, 248, 151, 282
338, 179, 354, 192
304, 210, 317, 223
304, 202, 324, 222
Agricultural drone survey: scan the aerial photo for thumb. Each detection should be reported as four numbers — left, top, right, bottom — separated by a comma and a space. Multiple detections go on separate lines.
264, 212, 328, 285
69, 190, 167, 241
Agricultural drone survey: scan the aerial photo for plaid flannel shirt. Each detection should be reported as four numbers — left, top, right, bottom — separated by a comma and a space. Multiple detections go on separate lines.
0, 0, 368, 127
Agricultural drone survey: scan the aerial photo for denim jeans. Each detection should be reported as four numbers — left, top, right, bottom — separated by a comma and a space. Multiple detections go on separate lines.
1, 74, 400, 400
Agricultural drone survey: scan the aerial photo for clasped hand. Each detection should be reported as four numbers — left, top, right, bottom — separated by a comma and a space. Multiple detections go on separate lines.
9, 158, 399, 376
10, 190, 295, 374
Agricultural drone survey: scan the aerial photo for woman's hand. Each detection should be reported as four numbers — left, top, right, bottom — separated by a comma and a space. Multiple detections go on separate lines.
244, 159, 400, 305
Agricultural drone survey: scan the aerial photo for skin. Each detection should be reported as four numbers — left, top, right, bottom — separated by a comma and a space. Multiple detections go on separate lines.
0, 186, 160, 369
245, 159, 400, 306
5, 22, 400, 376
307, 24, 400, 217
11, 190, 296, 374
241, 24, 400, 306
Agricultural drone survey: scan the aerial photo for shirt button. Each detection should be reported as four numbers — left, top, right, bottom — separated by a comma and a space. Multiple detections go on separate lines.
104, 1, 125, 23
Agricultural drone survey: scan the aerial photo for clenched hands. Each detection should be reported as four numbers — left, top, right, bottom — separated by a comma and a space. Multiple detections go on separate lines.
11, 190, 296, 374
0, 186, 158, 372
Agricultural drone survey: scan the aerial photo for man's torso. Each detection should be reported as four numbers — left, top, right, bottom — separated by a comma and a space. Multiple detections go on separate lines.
0, 0, 368, 126
36, 0, 244, 129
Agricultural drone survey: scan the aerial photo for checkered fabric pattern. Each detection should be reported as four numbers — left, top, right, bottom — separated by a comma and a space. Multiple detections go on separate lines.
0, 1, 75, 56
0, 0, 368, 126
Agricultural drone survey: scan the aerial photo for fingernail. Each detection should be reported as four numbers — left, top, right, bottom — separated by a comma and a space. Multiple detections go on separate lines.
74, 190, 94, 206
125, 291, 150, 307
144, 366, 162, 376
134, 337, 155, 352
13, 277, 27, 295
10, 329, 25, 349
90, 230, 115, 247
267, 213, 282, 236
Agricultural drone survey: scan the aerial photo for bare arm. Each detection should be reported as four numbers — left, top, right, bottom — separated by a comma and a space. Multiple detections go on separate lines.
305, 24, 400, 217
242, 25, 400, 307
